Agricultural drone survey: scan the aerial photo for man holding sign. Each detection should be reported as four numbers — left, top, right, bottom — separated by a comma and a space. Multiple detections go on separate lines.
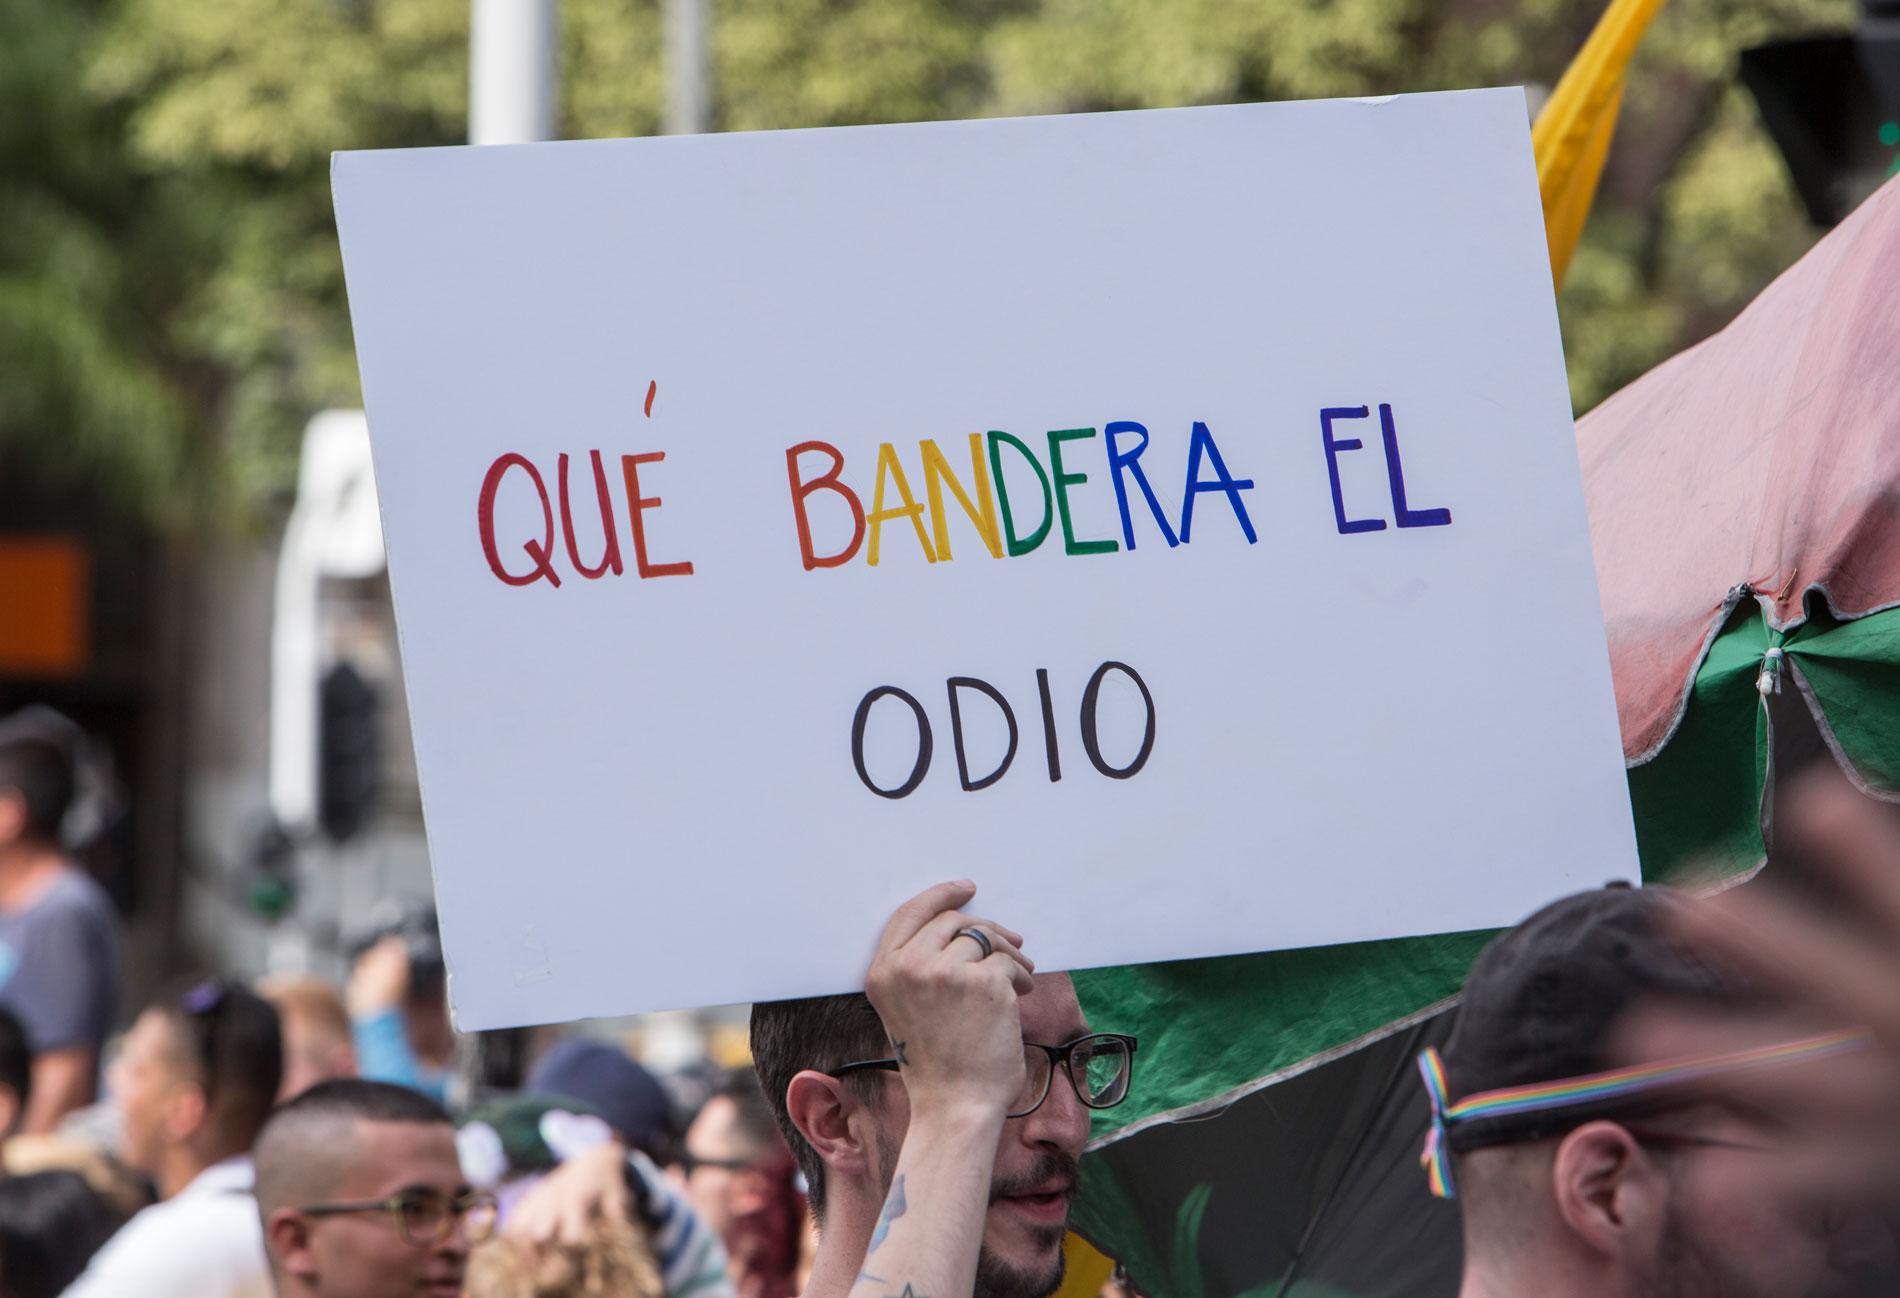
753, 880, 1132, 1298
515, 882, 1131, 1298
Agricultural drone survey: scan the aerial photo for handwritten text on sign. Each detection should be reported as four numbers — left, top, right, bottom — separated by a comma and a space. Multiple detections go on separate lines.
333, 89, 1639, 1028
476, 404, 1449, 796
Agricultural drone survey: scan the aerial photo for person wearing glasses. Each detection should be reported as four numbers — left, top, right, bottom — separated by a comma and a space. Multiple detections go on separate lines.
252, 1077, 497, 1298
64, 979, 283, 1298
504, 882, 1134, 1298
749, 880, 1137, 1298
675, 1075, 807, 1298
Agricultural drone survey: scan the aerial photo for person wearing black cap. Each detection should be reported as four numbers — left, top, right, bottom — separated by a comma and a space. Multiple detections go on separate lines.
1424, 884, 1892, 1298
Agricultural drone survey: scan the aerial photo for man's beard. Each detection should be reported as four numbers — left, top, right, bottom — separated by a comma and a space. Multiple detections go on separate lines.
872, 1130, 1078, 1298
1638, 1198, 1863, 1298
974, 1153, 1080, 1298
974, 1240, 1066, 1298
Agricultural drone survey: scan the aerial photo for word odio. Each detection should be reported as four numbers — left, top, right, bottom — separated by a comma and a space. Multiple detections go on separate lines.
852, 662, 1155, 799
469, 406, 1451, 801
471, 404, 1451, 586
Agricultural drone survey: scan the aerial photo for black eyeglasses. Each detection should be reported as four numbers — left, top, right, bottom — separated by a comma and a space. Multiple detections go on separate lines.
831, 1033, 1138, 1119
300, 1188, 499, 1247
678, 1149, 763, 1175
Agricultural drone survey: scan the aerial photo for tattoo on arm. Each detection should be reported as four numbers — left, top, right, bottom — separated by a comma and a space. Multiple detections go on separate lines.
855, 1272, 929, 1298
867, 1174, 908, 1252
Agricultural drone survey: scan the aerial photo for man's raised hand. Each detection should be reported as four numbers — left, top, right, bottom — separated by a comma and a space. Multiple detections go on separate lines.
865, 880, 1035, 1120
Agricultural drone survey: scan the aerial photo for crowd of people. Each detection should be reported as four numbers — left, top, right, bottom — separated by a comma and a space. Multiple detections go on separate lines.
5, 719, 1900, 1298
0, 727, 807, 1298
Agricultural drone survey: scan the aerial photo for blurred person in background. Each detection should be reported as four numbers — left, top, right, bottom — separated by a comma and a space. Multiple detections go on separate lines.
254, 1078, 491, 1298
0, 1004, 144, 1217
0, 733, 123, 1133
348, 905, 454, 1106
0, 1004, 34, 1144
259, 976, 358, 1102
0, 1169, 125, 1298
458, 1093, 668, 1298
676, 1074, 805, 1298
63, 979, 281, 1298
466, 1211, 665, 1298
465, 1092, 730, 1298
527, 1036, 676, 1162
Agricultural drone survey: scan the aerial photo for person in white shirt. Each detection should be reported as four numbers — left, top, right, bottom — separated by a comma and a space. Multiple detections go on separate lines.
62, 978, 282, 1298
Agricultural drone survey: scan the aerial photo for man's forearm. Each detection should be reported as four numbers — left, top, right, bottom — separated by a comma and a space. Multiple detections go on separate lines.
844, 1101, 1007, 1298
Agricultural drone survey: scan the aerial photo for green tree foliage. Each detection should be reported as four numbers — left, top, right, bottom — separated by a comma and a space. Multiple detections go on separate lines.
0, 0, 196, 523
0, 0, 1860, 527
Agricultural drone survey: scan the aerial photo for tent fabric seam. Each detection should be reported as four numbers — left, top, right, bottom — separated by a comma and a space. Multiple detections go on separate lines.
1627, 585, 1900, 768
1084, 994, 1463, 1152
1083, 863, 1772, 1154
1787, 658, 1900, 804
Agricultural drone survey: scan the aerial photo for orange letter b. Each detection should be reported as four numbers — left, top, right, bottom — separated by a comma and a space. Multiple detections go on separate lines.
785, 441, 865, 570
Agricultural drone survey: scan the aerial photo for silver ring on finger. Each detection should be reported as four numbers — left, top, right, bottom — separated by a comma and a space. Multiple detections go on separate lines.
954, 926, 994, 959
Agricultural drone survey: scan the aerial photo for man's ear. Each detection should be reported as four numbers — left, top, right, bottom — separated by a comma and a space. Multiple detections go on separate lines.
266, 1208, 319, 1279
785, 1070, 875, 1182
163, 1079, 209, 1145
1551, 1121, 1667, 1261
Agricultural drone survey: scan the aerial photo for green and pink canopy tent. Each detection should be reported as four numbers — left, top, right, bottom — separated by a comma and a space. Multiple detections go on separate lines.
1065, 174, 1900, 1298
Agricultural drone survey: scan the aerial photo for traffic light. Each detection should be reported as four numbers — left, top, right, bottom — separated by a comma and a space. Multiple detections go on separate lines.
1742, 6, 1900, 227
318, 661, 382, 843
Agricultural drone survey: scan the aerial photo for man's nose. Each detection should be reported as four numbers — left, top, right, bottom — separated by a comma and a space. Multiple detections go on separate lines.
1021, 1069, 1091, 1152
439, 1214, 475, 1259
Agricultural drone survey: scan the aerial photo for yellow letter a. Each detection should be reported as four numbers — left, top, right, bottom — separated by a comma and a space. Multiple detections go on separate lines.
867, 442, 938, 566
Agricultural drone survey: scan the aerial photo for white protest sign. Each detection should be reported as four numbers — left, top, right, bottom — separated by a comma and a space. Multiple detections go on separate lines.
333, 88, 1638, 1030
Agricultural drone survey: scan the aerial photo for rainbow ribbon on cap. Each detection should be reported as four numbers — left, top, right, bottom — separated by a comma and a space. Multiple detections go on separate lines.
1416, 1027, 1872, 1199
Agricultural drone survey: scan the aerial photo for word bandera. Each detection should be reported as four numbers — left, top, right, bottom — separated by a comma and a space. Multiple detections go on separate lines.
473, 404, 1452, 586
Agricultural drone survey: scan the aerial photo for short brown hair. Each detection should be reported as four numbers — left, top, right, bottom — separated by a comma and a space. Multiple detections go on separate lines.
254, 1079, 454, 1233
747, 994, 886, 1224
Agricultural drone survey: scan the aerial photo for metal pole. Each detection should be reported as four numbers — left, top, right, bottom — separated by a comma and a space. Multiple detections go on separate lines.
665, 0, 712, 134
470, 0, 560, 145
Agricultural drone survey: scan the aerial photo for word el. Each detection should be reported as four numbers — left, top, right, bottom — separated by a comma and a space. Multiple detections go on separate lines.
785, 423, 1256, 571
1320, 403, 1453, 534
476, 450, 694, 588
851, 662, 1155, 799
